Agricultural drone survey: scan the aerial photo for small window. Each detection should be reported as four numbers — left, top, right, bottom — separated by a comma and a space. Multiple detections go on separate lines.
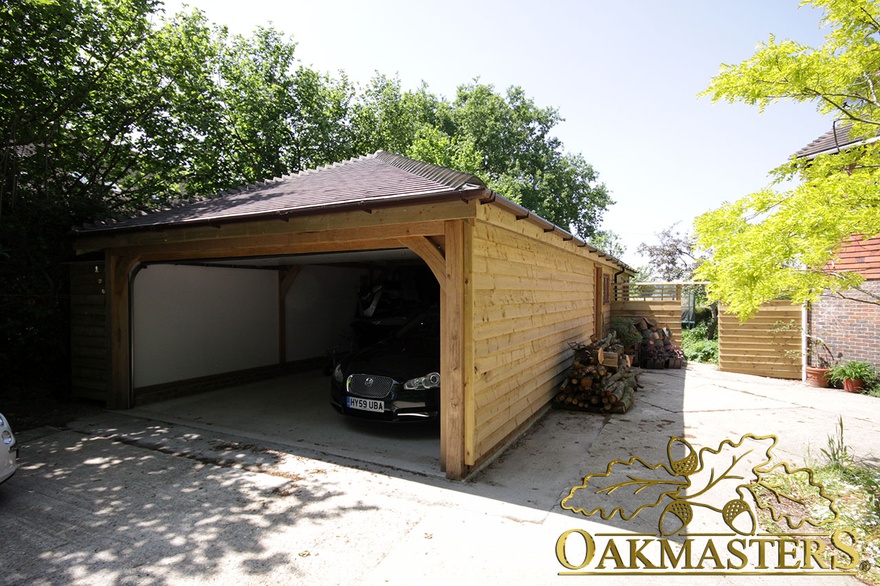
602, 274, 611, 305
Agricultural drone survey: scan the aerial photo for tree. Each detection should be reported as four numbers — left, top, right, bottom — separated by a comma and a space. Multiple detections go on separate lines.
0, 1, 358, 379
1, 1, 614, 381
696, 0, 880, 318
637, 223, 702, 281
586, 229, 627, 259
351, 77, 612, 237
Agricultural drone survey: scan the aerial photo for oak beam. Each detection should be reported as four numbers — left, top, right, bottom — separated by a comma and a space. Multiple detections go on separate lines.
278, 266, 303, 364
399, 236, 446, 293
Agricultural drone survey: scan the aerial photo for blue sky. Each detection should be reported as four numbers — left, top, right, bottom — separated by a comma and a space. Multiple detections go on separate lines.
162, 0, 833, 267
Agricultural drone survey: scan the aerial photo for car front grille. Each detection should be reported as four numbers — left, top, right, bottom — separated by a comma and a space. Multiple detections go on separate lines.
347, 374, 395, 399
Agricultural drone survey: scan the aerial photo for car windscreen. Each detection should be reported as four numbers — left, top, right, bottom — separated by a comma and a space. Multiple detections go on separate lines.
395, 311, 440, 340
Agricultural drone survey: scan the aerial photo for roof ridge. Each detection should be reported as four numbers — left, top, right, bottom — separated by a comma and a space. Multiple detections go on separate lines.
372, 150, 485, 190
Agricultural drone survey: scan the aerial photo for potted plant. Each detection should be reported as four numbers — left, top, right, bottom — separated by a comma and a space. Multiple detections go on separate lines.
771, 320, 838, 387
804, 337, 837, 388
827, 360, 877, 393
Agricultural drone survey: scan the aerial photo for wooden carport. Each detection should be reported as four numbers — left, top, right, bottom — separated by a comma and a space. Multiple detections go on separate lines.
72, 151, 631, 479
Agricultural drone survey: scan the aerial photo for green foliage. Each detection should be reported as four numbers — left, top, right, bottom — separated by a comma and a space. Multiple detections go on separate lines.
827, 360, 877, 384
681, 322, 718, 364
1, 1, 614, 381
609, 317, 642, 347
352, 77, 612, 237
865, 380, 880, 397
696, 0, 880, 318
586, 230, 626, 258
770, 418, 880, 583
820, 417, 854, 471
694, 305, 714, 325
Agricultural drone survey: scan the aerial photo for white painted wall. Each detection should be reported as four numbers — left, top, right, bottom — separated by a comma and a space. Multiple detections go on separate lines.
132, 264, 279, 387
285, 265, 365, 361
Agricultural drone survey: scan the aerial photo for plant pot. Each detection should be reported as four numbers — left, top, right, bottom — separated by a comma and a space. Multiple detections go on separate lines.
805, 366, 830, 388
843, 378, 864, 393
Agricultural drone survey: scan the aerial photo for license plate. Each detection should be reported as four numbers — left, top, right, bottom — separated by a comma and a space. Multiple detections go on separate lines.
347, 397, 384, 413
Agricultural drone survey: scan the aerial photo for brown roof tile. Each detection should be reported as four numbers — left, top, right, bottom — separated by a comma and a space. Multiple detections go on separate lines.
77, 151, 485, 233
794, 121, 876, 158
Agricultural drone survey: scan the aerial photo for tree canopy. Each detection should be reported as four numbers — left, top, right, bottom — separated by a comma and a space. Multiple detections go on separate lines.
637, 223, 703, 281
696, 0, 880, 318
351, 76, 611, 237
1, 0, 613, 379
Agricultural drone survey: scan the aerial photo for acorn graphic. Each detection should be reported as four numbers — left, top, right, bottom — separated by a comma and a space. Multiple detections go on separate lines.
659, 499, 693, 536
667, 438, 699, 476
722, 498, 756, 535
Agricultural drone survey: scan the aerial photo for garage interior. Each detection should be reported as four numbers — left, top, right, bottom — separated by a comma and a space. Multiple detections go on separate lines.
124, 249, 444, 474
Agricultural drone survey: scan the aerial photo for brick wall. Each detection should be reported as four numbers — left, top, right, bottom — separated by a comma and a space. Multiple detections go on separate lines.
809, 280, 880, 368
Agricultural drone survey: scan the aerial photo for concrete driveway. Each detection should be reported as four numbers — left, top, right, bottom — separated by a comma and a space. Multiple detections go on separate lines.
2, 363, 877, 585
129, 370, 442, 476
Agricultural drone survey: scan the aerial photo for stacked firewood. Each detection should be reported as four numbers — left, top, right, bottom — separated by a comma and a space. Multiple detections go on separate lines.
635, 317, 684, 369
553, 332, 643, 414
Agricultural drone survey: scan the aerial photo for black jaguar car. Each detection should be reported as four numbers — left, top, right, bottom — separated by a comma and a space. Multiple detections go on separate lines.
331, 308, 440, 421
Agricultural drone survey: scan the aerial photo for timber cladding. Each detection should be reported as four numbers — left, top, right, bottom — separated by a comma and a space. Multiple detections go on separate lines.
467, 204, 612, 467
718, 301, 802, 379
70, 261, 109, 400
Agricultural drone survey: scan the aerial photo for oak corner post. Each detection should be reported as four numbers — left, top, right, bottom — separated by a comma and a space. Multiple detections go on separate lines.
106, 250, 140, 409
441, 220, 473, 480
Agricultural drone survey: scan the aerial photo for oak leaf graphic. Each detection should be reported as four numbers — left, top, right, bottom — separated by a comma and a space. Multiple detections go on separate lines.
748, 462, 839, 530
560, 433, 832, 537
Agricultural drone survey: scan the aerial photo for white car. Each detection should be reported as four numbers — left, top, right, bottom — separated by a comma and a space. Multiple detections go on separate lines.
0, 413, 18, 484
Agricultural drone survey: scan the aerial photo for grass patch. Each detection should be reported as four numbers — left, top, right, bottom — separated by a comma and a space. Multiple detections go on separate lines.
757, 418, 880, 583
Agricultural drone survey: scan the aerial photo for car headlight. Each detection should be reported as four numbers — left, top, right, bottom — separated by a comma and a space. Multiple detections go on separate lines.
0, 415, 11, 446
403, 372, 440, 390
332, 364, 344, 384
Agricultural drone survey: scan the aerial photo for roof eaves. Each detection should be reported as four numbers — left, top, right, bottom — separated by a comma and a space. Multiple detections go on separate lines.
475, 189, 634, 273
74, 184, 487, 235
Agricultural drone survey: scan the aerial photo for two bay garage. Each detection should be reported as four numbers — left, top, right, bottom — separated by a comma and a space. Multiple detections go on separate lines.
71, 151, 631, 478
131, 251, 436, 399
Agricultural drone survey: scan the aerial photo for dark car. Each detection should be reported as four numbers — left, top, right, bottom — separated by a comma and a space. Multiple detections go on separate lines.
331, 309, 440, 421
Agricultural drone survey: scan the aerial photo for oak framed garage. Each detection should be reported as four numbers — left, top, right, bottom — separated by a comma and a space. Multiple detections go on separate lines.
72, 151, 632, 479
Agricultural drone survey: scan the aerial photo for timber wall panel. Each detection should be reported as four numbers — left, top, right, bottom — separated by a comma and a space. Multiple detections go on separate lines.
70, 261, 110, 402
469, 204, 613, 466
718, 301, 802, 379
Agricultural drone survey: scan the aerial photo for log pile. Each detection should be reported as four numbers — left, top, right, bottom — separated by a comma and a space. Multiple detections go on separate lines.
553, 333, 643, 414
635, 317, 684, 369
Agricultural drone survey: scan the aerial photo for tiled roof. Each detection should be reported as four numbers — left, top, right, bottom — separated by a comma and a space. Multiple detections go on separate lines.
76, 151, 486, 233
794, 121, 876, 158
827, 234, 880, 279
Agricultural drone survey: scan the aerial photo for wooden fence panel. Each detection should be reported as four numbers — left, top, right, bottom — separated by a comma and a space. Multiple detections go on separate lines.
718, 301, 802, 379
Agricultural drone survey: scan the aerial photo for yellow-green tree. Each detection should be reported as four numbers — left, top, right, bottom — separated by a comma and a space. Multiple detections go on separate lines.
696, 0, 880, 317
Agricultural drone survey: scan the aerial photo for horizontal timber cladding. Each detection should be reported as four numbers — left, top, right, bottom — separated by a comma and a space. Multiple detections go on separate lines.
75, 200, 476, 255
610, 300, 682, 346
467, 203, 617, 467
718, 301, 802, 379
70, 261, 110, 401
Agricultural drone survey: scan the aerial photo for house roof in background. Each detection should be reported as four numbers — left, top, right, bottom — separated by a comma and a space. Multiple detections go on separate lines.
795, 121, 880, 158
75, 151, 485, 233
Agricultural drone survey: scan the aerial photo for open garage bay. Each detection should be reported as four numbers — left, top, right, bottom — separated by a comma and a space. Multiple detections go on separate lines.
129, 370, 442, 476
